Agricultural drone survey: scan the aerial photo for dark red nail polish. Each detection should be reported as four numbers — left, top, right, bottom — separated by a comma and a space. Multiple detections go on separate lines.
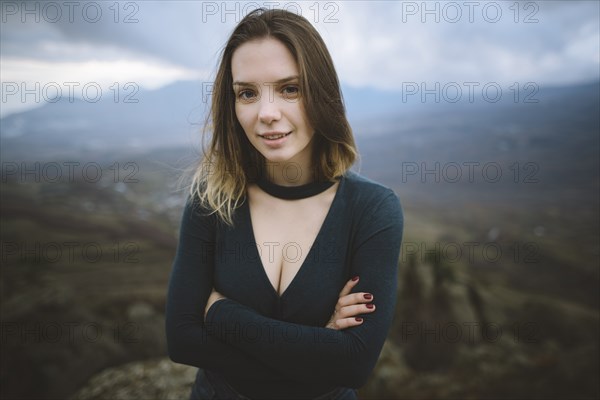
352, 276, 359, 281
355, 317, 363, 322
366, 303, 374, 309
364, 293, 372, 300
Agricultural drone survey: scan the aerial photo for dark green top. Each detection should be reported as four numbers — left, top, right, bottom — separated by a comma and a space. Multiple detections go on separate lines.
165, 169, 404, 399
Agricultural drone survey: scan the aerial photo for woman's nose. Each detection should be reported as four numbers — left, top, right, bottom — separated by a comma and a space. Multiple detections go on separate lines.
258, 94, 281, 124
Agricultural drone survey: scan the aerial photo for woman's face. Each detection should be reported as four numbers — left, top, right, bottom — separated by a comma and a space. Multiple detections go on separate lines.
231, 38, 315, 171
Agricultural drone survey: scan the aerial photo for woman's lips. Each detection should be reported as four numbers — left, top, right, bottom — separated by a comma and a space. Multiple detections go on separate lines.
260, 131, 291, 139
260, 131, 292, 147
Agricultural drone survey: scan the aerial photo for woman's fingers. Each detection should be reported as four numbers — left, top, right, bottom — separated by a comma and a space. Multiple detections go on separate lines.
337, 291, 374, 308
327, 302, 375, 329
327, 316, 365, 330
337, 275, 360, 298
337, 276, 373, 308
325, 276, 376, 330
335, 303, 376, 320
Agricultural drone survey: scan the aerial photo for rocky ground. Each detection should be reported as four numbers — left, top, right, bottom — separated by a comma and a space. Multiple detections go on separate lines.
70, 358, 197, 400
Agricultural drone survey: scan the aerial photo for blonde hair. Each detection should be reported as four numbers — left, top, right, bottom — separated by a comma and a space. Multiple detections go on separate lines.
185, 8, 358, 227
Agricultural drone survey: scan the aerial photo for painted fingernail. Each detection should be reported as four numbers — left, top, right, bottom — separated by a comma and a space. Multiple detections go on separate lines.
351, 276, 359, 281
363, 293, 373, 300
355, 317, 363, 322
366, 303, 374, 309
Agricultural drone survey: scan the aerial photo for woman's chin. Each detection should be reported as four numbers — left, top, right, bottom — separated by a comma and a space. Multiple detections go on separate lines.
261, 152, 294, 164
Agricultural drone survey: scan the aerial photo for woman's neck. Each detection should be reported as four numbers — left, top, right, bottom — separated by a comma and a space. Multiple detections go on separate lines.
264, 158, 316, 186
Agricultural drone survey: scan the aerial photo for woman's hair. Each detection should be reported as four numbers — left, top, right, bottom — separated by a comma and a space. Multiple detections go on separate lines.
187, 7, 358, 227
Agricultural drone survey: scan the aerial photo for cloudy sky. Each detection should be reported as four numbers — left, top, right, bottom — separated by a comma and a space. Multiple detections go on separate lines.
1, 0, 598, 117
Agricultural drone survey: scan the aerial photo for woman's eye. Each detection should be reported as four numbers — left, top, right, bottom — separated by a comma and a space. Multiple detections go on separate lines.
238, 90, 256, 101
282, 85, 299, 98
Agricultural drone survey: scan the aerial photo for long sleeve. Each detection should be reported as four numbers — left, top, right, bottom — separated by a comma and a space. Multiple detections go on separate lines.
205, 191, 404, 388
165, 195, 288, 381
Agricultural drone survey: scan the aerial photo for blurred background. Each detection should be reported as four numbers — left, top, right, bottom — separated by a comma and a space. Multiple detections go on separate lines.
1, 1, 598, 399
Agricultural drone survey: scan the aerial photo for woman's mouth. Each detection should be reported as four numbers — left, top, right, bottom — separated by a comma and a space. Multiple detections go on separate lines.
260, 131, 292, 147
261, 132, 291, 140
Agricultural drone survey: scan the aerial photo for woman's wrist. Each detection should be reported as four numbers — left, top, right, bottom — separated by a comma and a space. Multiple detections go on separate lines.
205, 290, 227, 319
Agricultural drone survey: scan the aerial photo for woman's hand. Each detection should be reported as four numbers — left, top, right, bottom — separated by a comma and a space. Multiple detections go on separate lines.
204, 288, 226, 320
325, 276, 375, 330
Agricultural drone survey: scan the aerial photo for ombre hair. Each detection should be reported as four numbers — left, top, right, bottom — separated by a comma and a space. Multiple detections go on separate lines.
187, 8, 358, 227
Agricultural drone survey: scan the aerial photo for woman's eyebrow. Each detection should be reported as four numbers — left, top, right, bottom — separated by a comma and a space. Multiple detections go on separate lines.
233, 75, 299, 86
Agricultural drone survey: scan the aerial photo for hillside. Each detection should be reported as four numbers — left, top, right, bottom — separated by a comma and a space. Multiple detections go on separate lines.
1, 80, 598, 399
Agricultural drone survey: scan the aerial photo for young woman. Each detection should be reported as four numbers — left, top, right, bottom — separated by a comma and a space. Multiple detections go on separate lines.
166, 8, 404, 400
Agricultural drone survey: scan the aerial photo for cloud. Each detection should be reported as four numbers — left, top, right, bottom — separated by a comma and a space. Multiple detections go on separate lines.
1, 1, 231, 68
2, 57, 204, 89
319, 0, 599, 88
1, 0, 598, 106
0, 54, 205, 117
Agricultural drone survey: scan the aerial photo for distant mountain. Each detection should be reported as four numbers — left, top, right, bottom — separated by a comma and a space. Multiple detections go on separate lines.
354, 81, 600, 198
1, 79, 598, 168
0, 81, 209, 160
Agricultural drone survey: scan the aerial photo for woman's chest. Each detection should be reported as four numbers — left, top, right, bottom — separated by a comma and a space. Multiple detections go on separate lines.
249, 196, 331, 298
213, 185, 353, 323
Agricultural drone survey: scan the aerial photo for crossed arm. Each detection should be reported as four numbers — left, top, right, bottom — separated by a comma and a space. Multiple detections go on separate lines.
166, 192, 403, 387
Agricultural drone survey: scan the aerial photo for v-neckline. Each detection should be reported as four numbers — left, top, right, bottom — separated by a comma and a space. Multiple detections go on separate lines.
244, 174, 345, 300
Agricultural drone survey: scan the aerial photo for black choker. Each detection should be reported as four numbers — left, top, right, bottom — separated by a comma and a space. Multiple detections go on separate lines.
256, 175, 337, 200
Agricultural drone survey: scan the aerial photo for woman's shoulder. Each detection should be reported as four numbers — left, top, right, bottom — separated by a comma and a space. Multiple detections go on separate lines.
339, 169, 403, 226
342, 169, 400, 205
340, 170, 403, 235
